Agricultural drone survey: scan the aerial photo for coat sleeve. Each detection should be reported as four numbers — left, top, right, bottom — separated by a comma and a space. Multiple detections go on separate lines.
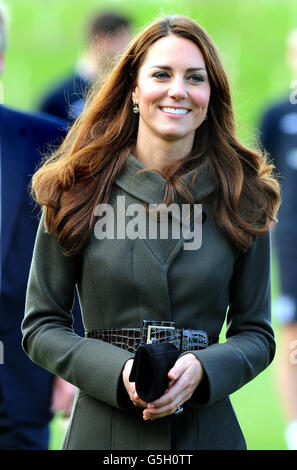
185, 230, 276, 407
21, 214, 134, 410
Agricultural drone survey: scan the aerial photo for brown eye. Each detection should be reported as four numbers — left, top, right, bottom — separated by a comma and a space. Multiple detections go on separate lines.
153, 71, 170, 79
189, 74, 204, 83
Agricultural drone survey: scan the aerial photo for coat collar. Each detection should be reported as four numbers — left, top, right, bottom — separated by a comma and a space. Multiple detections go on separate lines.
114, 153, 215, 271
115, 153, 215, 204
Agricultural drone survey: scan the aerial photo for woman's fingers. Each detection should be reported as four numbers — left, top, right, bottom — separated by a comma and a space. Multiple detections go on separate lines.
122, 358, 149, 408
123, 353, 204, 417
132, 390, 149, 408
142, 353, 204, 420
142, 379, 187, 420
143, 393, 184, 420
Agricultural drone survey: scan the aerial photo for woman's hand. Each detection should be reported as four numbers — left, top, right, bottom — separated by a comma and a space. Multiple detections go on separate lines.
142, 353, 204, 420
122, 358, 149, 408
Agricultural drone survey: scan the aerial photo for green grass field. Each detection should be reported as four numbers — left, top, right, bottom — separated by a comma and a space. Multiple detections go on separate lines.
2, 0, 296, 450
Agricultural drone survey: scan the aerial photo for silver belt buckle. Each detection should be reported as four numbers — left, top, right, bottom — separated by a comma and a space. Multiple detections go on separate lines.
146, 324, 175, 344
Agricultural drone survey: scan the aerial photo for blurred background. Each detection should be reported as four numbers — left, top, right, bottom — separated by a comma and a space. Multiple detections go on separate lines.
2, 0, 297, 450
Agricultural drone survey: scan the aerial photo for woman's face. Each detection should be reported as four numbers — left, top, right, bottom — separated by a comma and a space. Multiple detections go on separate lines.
132, 34, 211, 148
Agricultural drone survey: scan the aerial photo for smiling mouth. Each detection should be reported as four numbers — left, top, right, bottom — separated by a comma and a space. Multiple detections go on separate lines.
160, 107, 190, 115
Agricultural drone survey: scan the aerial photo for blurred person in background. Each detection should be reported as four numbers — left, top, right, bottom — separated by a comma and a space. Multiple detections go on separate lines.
0, 1, 82, 449
38, 10, 132, 123
259, 28, 297, 450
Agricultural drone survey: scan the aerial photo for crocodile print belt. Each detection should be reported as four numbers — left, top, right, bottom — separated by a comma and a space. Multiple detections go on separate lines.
86, 320, 219, 354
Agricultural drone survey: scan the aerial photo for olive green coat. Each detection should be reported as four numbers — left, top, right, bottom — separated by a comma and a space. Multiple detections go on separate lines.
22, 154, 275, 450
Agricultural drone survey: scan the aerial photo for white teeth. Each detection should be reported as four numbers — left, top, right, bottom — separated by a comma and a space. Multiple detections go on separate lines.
161, 107, 189, 115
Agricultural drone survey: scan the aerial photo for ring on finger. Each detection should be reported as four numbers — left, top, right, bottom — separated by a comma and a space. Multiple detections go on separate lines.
173, 404, 184, 415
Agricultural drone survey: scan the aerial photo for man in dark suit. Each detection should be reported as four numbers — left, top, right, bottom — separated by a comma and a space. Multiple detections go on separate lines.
0, 105, 69, 449
0, 1, 82, 449
38, 11, 131, 123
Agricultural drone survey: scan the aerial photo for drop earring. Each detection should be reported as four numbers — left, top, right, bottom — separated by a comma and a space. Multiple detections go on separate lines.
133, 104, 139, 114
132, 101, 139, 114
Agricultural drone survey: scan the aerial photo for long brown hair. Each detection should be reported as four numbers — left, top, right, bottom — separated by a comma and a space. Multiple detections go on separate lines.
31, 15, 280, 255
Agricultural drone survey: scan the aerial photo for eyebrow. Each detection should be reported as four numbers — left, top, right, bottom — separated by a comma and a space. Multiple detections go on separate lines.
150, 65, 207, 72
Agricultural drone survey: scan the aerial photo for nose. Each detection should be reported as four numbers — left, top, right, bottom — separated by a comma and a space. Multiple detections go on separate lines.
168, 76, 187, 100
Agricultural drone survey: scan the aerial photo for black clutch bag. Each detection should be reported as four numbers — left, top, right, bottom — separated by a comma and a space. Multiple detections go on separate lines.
129, 342, 180, 402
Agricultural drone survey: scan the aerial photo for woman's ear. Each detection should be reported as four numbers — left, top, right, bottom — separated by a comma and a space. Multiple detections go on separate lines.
132, 87, 139, 105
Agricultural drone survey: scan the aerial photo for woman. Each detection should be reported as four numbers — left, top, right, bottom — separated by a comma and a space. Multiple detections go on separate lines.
22, 15, 280, 450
